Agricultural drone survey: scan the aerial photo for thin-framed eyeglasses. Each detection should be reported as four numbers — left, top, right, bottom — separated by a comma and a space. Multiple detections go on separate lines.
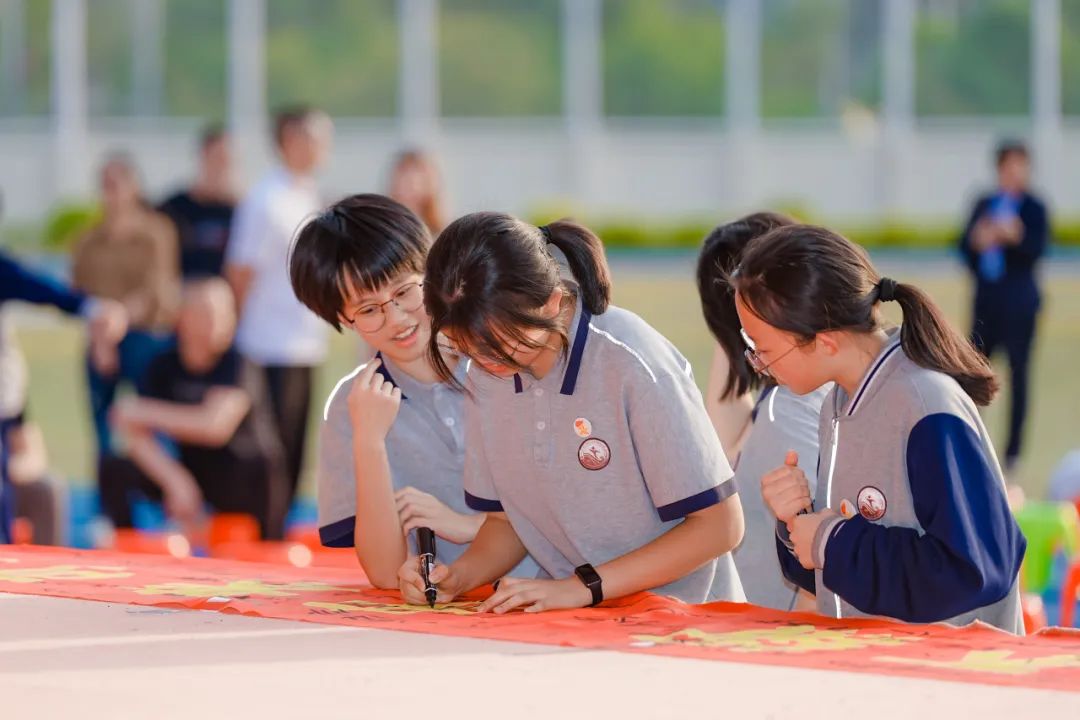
347, 282, 424, 333
740, 327, 798, 378
440, 330, 555, 367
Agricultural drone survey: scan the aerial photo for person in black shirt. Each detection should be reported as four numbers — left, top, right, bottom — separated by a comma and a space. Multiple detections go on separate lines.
104, 279, 288, 539
959, 139, 1050, 473
159, 124, 237, 279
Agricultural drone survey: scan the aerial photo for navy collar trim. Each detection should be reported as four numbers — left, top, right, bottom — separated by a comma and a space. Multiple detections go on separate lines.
751, 385, 778, 423
375, 352, 407, 401
846, 338, 902, 416
559, 308, 592, 396
510, 308, 593, 396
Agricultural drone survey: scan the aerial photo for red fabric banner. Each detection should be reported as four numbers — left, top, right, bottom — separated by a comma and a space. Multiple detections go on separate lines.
2, 546, 1078, 692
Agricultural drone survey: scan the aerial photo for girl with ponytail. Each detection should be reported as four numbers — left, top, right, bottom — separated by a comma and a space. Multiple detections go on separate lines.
398, 213, 746, 612
734, 224, 1025, 632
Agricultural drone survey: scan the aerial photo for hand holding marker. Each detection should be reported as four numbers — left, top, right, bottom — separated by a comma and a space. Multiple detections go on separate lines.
417, 527, 438, 608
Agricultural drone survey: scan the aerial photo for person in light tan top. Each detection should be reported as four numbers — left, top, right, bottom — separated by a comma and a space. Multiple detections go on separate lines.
72, 154, 181, 469
73, 156, 180, 331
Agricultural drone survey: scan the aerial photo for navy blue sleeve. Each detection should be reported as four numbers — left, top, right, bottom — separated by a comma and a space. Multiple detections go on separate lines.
318, 516, 355, 548
0, 251, 86, 315
958, 196, 989, 273
1005, 196, 1048, 269
775, 523, 815, 595
464, 491, 503, 513
821, 413, 1025, 623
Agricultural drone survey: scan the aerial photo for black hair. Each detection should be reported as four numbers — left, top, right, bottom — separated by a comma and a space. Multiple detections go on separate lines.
995, 138, 1029, 167
734, 224, 998, 406
423, 213, 612, 385
289, 193, 430, 332
696, 211, 796, 400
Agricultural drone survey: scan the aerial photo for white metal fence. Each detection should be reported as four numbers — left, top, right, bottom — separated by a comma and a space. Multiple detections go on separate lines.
0, 0, 1075, 223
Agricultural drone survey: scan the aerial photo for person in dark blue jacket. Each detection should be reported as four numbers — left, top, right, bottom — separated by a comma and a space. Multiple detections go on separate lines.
959, 140, 1050, 472
0, 250, 127, 543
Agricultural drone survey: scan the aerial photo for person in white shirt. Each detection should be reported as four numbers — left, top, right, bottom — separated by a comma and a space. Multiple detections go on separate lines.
225, 106, 334, 499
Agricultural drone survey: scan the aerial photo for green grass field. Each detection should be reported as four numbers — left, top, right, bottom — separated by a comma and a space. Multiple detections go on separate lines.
13, 263, 1080, 500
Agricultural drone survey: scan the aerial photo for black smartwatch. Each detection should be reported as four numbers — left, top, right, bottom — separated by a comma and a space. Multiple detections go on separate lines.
574, 563, 603, 607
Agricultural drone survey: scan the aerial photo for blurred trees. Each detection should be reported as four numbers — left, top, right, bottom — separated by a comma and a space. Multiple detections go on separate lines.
266, 0, 397, 116
0, 0, 1076, 120
439, 0, 560, 116
915, 0, 1031, 116
602, 0, 725, 117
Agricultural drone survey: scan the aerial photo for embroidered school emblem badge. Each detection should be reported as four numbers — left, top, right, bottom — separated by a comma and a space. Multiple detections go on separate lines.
856, 486, 887, 521
578, 438, 611, 471
573, 417, 593, 438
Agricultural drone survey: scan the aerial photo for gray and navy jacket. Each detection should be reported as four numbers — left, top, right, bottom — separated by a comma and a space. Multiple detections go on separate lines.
777, 330, 1026, 633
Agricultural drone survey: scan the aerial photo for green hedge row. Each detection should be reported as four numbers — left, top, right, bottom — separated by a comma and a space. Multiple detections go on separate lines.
582, 219, 1080, 250
6, 203, 1080, 254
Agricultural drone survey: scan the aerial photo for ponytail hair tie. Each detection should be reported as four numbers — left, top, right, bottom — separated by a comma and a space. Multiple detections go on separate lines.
537, 225, 572, 280
877, 277, 899, 303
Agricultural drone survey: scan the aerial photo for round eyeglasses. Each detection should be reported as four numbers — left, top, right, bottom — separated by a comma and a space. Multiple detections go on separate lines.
347, 282, 424, 333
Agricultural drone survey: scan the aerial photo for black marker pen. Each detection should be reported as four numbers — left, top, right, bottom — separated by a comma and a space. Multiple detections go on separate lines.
417, 527, 437, 608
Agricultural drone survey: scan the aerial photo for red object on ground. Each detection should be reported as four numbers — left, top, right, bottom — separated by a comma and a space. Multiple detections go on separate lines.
111, 528, 191, 557
207, 513, 260, 548
1022, 593, 1048, 633
283, 524, 358, 568
285, 524, 322, 550
11, 518, 33, 545
2, 546, 1080, 693
1061, 561, 1080, 628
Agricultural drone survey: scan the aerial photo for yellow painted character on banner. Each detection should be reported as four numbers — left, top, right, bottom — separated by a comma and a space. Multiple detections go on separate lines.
0, 565, 132, 584
631, 625, 919, 654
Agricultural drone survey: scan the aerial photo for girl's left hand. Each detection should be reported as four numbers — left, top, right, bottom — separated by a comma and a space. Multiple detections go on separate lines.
789, 509, 838, 570
476, 576, 593, 614
396, 486, 484, 544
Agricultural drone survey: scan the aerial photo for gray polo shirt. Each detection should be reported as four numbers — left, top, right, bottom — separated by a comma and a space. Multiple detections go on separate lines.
317, 353, 475, 564
463, 300, 744, 604
725, 384, 828, 608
